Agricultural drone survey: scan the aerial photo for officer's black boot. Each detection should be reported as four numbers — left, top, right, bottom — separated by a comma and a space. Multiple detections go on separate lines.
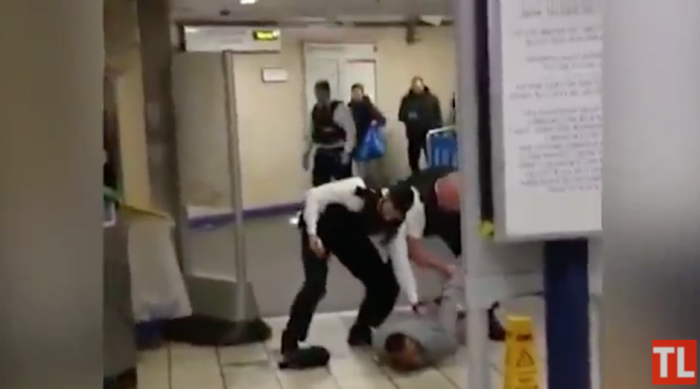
347, 324, 373, 347
281, 330, 300, 356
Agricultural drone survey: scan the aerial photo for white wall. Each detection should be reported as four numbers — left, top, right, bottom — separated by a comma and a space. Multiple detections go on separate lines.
232, 27, 456, 209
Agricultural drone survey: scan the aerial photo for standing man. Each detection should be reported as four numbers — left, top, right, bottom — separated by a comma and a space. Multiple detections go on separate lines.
391, 166, 506, 341
348, 83, 387, 187
304, 80, 357, 186
398, 77, 443, 174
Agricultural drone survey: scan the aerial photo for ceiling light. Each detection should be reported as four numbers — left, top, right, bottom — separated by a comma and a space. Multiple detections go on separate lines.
240, 0, 257, 4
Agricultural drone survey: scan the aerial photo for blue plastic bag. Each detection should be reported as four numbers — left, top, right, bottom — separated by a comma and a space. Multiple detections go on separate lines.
354, 125, 386, 162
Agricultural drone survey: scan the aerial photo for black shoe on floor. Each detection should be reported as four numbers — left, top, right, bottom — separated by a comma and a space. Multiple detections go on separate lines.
281, 330, 300, 356
487, 308, 506, 342
347, 324, 372, 347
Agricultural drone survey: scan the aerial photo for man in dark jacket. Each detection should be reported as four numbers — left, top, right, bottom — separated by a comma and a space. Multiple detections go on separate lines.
348, 83, 387, 186
398, 77, 443, 173
304, 80, 357, 186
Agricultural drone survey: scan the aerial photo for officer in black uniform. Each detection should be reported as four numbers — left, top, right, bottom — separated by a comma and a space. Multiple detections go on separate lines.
305, 80, 357, 186
281, 177, 416, 364
395, 166, 506, 341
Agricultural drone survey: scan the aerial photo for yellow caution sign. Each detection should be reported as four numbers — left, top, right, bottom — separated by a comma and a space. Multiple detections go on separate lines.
503, 316, 540, 389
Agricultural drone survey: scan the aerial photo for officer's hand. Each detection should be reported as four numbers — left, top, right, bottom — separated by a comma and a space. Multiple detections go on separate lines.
309, 235, 326, 258
442, 263, 458, 279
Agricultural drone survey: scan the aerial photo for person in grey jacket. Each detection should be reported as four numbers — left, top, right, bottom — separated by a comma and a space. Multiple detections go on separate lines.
372, 272, 465, 371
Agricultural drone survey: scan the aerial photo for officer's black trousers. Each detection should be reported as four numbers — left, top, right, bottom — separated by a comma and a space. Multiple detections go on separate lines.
285, 205, 399, 342
312, 147, 352, 187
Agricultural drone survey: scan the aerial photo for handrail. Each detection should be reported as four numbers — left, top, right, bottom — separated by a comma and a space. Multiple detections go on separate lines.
427, 125, 456, 137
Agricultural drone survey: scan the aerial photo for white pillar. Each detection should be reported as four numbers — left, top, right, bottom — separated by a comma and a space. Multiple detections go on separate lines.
603, 0, 700, 387
455, 0, 492, 388
0, 0, 102, 388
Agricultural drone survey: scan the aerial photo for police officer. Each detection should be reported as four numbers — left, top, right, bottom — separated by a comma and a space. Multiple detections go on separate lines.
391, 166, 506, 341
304, 80, 357, 186
281, 177, 418, 363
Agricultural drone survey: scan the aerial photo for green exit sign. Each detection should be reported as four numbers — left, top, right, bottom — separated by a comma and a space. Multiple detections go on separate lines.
252, 29, 280, 41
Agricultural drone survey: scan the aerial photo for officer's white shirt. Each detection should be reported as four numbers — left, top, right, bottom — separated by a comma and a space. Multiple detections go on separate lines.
302, 177, 422, 304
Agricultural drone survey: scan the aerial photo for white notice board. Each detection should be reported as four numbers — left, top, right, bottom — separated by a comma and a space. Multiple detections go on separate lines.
491, 0, 603, 240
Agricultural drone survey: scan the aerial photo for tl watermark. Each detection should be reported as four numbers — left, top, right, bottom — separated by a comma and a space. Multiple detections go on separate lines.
652, 340, 697, 385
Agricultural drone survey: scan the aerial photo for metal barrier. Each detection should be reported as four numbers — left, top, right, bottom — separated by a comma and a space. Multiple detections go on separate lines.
426, 126, 459, 168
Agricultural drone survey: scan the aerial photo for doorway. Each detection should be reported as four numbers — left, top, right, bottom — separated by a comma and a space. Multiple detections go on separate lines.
302, 43, 378, 115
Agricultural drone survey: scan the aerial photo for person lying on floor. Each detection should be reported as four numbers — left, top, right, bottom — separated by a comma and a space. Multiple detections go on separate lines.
280, 177, 423, 369
372, 271, 467, 371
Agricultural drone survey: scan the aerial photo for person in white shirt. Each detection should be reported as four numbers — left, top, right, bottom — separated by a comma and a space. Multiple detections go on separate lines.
281, 177, 421, 364
390, 167, 506, 341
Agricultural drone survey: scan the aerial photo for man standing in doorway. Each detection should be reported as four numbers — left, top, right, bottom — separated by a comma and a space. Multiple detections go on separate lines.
304, 80, 357, 186
398, 76, 443, 174
348, 83, 387, 187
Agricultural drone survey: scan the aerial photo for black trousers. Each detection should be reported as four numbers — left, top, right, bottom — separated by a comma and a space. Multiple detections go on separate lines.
285, 205, 400, 342
312, 147, 352, 187
407, 132, 428, 174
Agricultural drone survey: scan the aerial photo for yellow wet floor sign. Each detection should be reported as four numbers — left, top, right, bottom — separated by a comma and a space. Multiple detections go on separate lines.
503, 315, 540, 389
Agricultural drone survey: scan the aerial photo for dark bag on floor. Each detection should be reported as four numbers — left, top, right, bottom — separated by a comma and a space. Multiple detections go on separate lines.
278, 346, 330, 370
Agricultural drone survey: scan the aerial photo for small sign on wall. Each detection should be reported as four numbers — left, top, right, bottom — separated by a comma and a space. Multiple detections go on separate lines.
261, 67, 288, 83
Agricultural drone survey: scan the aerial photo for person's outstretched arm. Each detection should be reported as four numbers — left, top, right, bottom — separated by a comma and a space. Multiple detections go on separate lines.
403, 204, 454, 277
437, 271, 465, 337
387, 223, 419, 306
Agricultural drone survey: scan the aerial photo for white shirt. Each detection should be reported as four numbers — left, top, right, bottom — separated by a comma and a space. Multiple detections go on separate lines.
302, 177, 367, 236
302, 177, 422, 305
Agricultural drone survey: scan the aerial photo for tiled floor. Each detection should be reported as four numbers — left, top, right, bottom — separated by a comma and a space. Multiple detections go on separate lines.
137, 296, 599, 389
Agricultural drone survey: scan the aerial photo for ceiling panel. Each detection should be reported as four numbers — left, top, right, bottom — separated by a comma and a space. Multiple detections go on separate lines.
171, 0, 451, 21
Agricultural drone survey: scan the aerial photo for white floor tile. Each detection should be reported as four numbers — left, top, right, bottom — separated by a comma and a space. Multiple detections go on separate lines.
137, 347, 169, 367
223, 363, 280, 389
170, 342, 219, 364
390, 368, 457, 389
171, 370, 225, 389
147, 307, 599, 389
219, 343, 270, 365
336, 375, 396, 389
328, 353, 384, 379
137, 360, 169, 389
276, 367, 338, 389
438, 362, 465, 384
